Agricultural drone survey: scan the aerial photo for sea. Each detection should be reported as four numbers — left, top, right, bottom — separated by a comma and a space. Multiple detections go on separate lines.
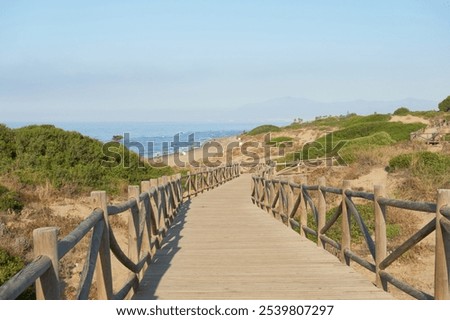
6, 121, 277, 158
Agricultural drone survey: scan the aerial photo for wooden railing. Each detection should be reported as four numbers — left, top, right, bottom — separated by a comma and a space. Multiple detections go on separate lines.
251, 173, 450, 300
184, 164, 240, 197
0, 164, 240, 300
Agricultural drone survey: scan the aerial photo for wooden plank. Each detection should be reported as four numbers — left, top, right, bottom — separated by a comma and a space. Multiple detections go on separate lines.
133, 175, 392, 300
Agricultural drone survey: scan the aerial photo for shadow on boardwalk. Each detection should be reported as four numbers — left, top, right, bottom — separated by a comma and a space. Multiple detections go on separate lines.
133, 200, 191, 299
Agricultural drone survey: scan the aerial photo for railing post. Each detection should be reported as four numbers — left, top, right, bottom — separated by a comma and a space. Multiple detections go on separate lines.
187, 173, 192, 198
264, 176, 270, 213
374, 184, 387, 290
341, 180, 351, 265
140, 181, 152, 267
158, 176, 169, 231
317, 177, 326, 248
173, 174, 182, 206
33, 227, 60, 300
273, 180, 280, 220
149, 178, 161, 248
128, 186, 141, 284
435, 189, 450, 299
200, 170, 205, 193
287, 177, 294, 228
299, 175, 308, 237
194, 172, 199, 195
91, 191, 113, 300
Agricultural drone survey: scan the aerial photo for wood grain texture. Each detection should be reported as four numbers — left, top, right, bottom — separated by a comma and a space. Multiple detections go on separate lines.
133, 175, 392, 300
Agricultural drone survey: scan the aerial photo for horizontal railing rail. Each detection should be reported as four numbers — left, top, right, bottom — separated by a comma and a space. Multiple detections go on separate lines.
251, 170, 450, 300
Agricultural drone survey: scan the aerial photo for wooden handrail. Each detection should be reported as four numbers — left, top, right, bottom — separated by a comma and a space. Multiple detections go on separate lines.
0, 164, 240, 300
251, 169, 450, 300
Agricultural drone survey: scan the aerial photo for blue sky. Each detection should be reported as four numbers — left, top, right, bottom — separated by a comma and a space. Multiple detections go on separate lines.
1, 0, 450, 122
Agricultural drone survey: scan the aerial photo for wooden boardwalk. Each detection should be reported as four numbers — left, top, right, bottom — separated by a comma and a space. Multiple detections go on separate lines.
133, 174, 392, 300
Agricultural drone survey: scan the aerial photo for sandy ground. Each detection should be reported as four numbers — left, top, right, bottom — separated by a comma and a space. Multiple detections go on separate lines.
161, 135, 242, 168
390, 115, 430, 125
50, 197, 130, 297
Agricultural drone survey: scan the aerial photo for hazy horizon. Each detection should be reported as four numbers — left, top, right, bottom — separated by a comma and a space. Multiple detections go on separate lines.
1, 1, 449, 122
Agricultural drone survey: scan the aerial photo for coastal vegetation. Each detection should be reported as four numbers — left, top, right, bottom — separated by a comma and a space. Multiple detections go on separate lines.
247, 124, 281, 135
0, 124, 172, 196
438, 96, 450, 112
276, 114, 426, 163
0, 124, 173, 297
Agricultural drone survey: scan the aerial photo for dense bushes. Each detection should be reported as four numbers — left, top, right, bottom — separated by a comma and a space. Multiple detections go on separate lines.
393, 107, 411, 116
0, 124, 173, 195
389, 151, 450, 176
246, 125, 281, 136
0, 248, 34, 299
293, 121, 425, 162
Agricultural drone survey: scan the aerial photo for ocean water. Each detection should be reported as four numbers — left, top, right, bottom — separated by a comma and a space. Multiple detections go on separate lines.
6, 121, 263, 158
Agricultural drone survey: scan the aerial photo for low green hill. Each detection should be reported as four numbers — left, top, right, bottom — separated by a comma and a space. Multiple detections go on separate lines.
246, 124, 281, 136
0, 124, 172, 197
270, 113, 427, 163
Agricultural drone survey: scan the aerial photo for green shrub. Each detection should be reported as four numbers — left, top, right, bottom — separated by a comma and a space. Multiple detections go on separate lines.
414, 151, 450, 176
388, 154, 413, 170
438, 96, 450, 112
0, 124, 16, 165
389, 151, 450, 179
0, 248, 34, 299
393, 107, 410, 116
246, 125, 281, 136
0, 185, 23, 212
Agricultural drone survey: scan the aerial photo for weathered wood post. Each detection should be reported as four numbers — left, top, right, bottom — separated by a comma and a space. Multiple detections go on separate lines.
149, 178, 161, 248
139, 181, 152, 269
194, 171, 199, 195
317, 177, 326, 248
128, 186, 141, 285
287, 177, 294, 228
264, 175, 271, 213
162, 176, 170, 227
91, 191, 113, 299
341, 180, 351, 265
280, 180, 287, 225
299, 175, 308, 237
33, 227, 60, 300
374, 184, 387, 290
187, 172, 192, 198
435, 189, 450, 299
173, 173, 182, 207
200, 169, 205, 193
166, 176, 174, 219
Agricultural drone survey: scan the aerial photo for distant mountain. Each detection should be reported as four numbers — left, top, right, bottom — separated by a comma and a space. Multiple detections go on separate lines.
141, 96, 437, 123
231, 96, 438, 123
